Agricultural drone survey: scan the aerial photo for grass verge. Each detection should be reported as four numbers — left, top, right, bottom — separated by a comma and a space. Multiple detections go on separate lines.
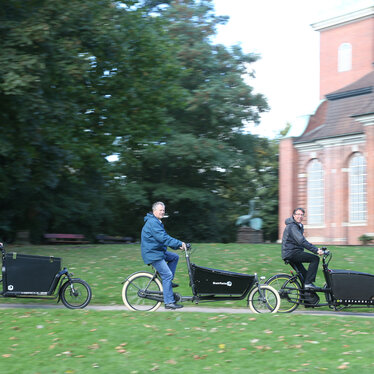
1, 308, 374, 373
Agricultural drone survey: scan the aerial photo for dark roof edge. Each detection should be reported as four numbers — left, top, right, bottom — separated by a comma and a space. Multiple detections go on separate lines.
293, 131, 364, 144
326, 87, 372, 100
351, 110, 374, 118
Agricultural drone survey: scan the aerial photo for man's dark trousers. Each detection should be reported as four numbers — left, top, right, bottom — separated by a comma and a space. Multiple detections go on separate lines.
288, 251, 320, 284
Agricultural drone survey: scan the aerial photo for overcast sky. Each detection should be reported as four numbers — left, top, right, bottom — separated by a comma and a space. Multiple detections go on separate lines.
212, 0, 373, 138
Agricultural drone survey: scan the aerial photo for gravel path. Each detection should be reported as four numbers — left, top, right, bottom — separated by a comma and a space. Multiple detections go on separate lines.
1, 303, 374, 317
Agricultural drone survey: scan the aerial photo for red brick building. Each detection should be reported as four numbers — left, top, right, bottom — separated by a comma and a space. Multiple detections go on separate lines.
278, 6, 374, 245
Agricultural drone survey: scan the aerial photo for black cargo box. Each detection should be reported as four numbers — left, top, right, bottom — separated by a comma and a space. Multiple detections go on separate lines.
191, 264, 255, 296
2, 252, 61, 295
329, 269, 374, 301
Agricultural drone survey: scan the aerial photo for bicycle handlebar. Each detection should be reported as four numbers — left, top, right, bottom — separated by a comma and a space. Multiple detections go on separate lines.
321, 247, 330, 256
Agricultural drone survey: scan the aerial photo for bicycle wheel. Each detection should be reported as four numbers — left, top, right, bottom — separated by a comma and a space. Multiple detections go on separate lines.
266, 274, 301, 313
122, 272, 163, 311
248, 285, 280, 314
60, 279, 92, 309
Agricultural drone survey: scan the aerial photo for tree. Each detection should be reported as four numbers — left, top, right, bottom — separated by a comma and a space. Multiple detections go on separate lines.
110, 0, 275, 242
0, 0, 279, 243
0, 0, 185, 241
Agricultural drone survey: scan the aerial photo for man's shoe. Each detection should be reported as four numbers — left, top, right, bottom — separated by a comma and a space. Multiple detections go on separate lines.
165, 303, 184, 310
304, 283, 318, 290
172, 282, 179, 288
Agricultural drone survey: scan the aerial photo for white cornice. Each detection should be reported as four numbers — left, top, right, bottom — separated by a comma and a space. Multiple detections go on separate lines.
311, 6, 374, 31
294, 133, 365, 152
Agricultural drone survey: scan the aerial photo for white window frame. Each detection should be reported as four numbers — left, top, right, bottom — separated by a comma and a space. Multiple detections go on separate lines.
349, 153, 367, 222
307, 159, 324, 225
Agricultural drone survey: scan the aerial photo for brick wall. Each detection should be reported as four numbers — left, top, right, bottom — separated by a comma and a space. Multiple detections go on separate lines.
319, 17, 374, 98
278, 133, 374, 245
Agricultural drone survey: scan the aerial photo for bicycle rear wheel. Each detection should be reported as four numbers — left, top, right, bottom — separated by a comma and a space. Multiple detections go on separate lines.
248, 285, 280, 314
122, 272, 163, 311
266, 274, 301, 313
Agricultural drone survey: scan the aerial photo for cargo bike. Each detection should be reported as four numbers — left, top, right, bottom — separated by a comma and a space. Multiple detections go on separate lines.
0, 244, 92, 309
266, 248, 374, 313
122, 244, 280, 313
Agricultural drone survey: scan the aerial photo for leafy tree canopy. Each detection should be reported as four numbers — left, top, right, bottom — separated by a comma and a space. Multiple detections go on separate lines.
0, 0, 278, 243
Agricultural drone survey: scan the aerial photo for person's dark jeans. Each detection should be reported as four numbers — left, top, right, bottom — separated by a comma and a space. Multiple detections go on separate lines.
152, 251, 179, 304
288, 251, 320, 285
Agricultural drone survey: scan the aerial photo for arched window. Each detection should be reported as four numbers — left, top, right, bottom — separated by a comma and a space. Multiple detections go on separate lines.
338, 43, 352, 72
349, 153, 367, 222
307, 159, 324, 225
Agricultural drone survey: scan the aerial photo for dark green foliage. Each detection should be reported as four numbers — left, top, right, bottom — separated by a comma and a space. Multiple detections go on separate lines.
0, 0, 278, 243
0, 0, 184, 241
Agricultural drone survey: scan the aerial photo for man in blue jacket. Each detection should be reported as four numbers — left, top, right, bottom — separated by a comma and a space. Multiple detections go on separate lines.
141, 202, 186, 309
282, 207, 324, 289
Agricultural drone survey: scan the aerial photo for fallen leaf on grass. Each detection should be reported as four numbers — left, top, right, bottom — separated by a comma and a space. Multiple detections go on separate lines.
305, 340, 319, 344
88, 343, 100, 350
338, 362, 350, 369
194, 355, 207, 360
115, 343, 128, 354
165, 359, 177, 364
254, 345, 272, 351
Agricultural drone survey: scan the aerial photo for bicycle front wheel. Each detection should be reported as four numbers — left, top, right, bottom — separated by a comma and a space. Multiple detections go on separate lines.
60, 279, 92, 309
266, 274, 301, 313
122, 272, 163, 311
248, 285, 280, 314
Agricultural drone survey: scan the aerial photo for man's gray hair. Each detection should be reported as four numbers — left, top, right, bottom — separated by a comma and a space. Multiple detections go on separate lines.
152, 201, 165, 211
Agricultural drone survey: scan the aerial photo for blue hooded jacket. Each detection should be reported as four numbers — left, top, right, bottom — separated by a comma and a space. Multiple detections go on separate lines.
141, 213, 182, 264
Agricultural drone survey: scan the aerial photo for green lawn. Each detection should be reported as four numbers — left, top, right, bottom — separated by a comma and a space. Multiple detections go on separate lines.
1, 243, 374, 373
0, 308, 373, 373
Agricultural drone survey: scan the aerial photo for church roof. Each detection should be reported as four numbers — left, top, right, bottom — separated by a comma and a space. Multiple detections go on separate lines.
294, 70, 374, 144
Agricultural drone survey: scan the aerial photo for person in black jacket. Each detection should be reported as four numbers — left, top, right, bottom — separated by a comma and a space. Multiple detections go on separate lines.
281, 208, 324, 289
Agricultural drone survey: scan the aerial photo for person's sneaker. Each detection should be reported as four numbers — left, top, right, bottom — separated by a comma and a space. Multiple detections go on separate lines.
171, 282, 179, 288
165, 303, 184, 310
304, 283, 318, 290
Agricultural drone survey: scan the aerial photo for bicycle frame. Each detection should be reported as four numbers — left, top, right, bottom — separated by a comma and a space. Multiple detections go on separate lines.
0, 244, 92, 309
284, 252, 333, 307
183, 245, 257, 303
122, 244, 280, 313
274, 250, 374, 311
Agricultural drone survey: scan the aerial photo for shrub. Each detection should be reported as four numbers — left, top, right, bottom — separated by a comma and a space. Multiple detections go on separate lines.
358, 234, 373, 245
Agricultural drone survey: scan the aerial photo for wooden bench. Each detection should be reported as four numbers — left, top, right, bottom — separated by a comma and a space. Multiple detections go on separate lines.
96, 234, 134, 244
44, 233, 90, 244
